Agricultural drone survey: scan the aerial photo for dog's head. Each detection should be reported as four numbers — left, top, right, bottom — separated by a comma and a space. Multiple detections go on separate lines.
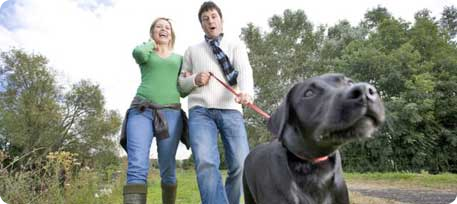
268, 73, 385, 160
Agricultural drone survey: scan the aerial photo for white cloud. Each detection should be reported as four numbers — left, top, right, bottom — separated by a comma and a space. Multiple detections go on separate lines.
0, 0, 455, 160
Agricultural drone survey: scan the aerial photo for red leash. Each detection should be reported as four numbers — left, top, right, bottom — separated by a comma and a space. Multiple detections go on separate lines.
209, 72, 270, 119
209, 73, 329, 163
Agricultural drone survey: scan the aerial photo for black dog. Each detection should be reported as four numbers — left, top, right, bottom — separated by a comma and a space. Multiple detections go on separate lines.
243, 74, 385, 204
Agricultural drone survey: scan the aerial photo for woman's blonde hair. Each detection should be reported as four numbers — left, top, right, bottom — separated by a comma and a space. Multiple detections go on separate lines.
149, 17, 176, 49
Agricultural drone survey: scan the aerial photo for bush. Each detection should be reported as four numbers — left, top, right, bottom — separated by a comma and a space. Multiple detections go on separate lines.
0, 151, 123, 204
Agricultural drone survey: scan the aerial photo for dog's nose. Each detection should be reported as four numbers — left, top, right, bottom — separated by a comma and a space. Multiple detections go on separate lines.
347, 83, 378, 102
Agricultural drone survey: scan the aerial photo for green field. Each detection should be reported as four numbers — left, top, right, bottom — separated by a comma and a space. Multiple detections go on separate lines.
107, 169, 457, 204
2, 164, 456, 204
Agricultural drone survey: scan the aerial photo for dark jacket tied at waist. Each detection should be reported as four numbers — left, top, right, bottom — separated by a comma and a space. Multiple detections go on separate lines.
120, 97, 190, 152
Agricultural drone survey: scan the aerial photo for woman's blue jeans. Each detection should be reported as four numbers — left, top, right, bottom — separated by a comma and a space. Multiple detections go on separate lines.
126, 107, 182, 185
189, 106, 250, 204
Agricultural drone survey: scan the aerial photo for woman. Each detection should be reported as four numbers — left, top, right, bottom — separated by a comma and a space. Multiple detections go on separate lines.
120, 17, 187, 204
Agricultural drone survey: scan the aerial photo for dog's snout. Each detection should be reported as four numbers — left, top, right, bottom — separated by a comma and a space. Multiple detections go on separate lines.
347, 83, 378, 102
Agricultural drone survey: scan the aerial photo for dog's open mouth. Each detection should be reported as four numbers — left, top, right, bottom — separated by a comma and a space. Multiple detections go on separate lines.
325, 115, 379, 143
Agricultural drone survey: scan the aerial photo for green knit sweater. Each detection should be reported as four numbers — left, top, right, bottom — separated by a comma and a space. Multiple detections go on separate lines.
132, 41, 182, 105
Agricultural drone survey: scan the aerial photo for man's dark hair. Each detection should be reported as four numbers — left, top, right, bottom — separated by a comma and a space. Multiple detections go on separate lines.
198, 1, 223, 23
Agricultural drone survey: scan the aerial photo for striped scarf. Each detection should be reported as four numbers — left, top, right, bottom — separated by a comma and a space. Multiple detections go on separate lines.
205, 34, 238, 86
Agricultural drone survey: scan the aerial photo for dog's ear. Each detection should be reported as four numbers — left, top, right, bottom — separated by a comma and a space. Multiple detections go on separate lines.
267, 84, 297, 139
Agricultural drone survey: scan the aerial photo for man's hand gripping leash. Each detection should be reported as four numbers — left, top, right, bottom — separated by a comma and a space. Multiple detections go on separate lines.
208, 72, 270, 119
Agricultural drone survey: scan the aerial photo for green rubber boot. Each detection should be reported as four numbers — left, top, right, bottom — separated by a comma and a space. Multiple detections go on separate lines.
161, 182, 177, 204
123, 184, 147, 204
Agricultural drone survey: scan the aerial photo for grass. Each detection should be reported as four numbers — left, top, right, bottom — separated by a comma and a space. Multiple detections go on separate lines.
345, 171, 457, 190
3, 153, 455, 204
147, 169, 201, 204
108, 169, 457, 204
349, 191, 401, 204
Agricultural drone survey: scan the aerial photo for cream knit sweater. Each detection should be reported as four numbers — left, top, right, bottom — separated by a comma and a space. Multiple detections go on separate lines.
178, 37, 254, 113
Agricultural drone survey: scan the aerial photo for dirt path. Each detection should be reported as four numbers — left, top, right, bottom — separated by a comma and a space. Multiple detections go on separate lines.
348, 183, 457, 204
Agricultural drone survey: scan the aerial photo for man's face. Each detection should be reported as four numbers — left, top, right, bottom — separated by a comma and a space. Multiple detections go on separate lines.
200, 9, 223, 39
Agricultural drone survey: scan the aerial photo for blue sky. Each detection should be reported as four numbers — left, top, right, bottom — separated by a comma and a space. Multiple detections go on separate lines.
0, 0, 19, 30
0, 0, 455, 158
1, 0, 454, 113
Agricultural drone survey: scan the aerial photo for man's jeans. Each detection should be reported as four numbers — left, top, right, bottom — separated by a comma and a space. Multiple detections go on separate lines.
126, 108, 182, 185
189, 106, 250, 204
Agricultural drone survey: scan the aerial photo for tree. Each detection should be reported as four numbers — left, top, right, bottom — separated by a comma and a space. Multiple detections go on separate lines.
338, 8, 456, 172
60, 80, 122, 168
363, 6, 392, 29
241, 7, 457, 173
0, 49, 62, 158
440, 6, 457, 40
0, 49, 122, 169
320, 20, 368, 60
241, 9, 327, 146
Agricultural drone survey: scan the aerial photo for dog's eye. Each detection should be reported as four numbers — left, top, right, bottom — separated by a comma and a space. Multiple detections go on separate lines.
304, 89, 315, 97
347, 80, 354, 86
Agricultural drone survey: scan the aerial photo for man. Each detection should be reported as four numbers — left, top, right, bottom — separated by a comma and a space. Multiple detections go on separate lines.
178, 1, 254, 204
